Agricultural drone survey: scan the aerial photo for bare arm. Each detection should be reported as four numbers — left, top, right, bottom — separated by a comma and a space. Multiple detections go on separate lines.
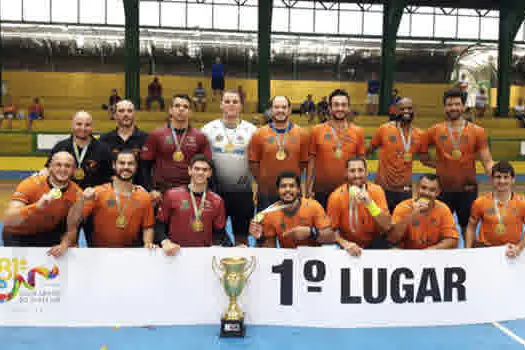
262, 236, 277, 248
3, 200, 31, 228
61, 197, 86, 246
465, 218, 478, 248
425, 238, 458, 250
306, 157, 316, 196
387, 214, 413, 244
142, 227, 155, 247
478, 147, 495, 176
318, 227, 335, 244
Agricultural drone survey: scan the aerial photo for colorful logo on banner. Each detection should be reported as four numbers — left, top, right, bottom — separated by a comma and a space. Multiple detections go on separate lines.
0, 257, 59, 304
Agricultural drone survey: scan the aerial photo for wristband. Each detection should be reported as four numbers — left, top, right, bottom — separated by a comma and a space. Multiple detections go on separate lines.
309, 226, 320, 241
365, 201, 381, 217
19, 203, 39, 219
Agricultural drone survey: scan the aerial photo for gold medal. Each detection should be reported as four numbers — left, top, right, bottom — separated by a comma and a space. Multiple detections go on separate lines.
451, 149, 462, 160
173, 151, 185, 162
49, 188, 62, 200
116, 215, 127, 228
334, 148, 343, 160
495, 223, 506, 235
403, 152, 412, 162
74, 168, 85, 180
276, 149, 287, 161
225, 142, 235, 153
191, 218, 204, 232
254, 213, 264, 223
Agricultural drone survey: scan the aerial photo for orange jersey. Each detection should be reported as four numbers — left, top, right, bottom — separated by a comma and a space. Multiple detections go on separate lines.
7, 175, 81, 235
470, 193, 525, 246
261, 198, 331, 248
420, 121, 489, 190
327, 183, 389, 247
392, 199, 459, 249
309, 123, 365, 193
82, 183, 155, 247
248, 124, 309, 195
370, 122, 424, 191
3, 104, 16, 113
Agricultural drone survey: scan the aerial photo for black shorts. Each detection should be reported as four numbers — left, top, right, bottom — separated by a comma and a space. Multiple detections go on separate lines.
212, 77, 225, 91
221, 191, 254, 239
2, 227, 64, 247
384, 189, 412, 214
439, 188, 478, 229
315, 191, 331, 210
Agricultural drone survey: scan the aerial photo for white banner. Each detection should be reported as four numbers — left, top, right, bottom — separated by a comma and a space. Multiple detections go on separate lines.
36, 134, 100, 152
0, 246, 524, 328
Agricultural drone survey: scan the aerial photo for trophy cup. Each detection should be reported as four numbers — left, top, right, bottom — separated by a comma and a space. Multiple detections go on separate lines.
212, 256, 256, 337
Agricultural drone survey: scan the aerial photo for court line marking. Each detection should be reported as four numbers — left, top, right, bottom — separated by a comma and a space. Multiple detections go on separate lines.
493, 321, 525, 347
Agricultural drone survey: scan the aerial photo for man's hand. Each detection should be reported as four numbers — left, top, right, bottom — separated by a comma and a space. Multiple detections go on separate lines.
151, 191, 163, 205
161, 239, 180, 256
249, 221, 263, 240
506, 243, 523, 259
354, 188, 371, 204
36, 192, 56, 209
47, 240, 70, 258
412, 198, 430, 216
283, 226, 310, 241
83, 187, 96, 201
340, 240, 362, 257
144, 242, 157, 249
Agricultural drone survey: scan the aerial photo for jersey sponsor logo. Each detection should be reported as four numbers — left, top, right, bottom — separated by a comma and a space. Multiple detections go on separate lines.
216, 135, 224, 142
389, 135, 397, 143
486, 207, 496, 216
324, 133, 331, 141
267, 136, 275, 144
164, 136, 173, 145
142, 145, 149, 152
439, 134, 447, 141
106, 198, 116, 207
180, 200, 190, 210
413, 219, 420, 227
280, 222, 286, 230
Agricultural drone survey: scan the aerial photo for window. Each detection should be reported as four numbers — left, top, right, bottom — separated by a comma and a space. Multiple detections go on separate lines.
290, 8, 313, 33
272, 6, 289, 32
106, 0, 124, 25
160, 2, 186, 28
80, 0, 105, 24
315, 9, 337, 34
398, 12, 410, 36
214, 4, 238, 30
434, 14, 456, 38
480, 17, 499, 41
140, 1, 159, 27
51, 0, 77, 23
363, 11, 382, 36
1, 0, 22, 21
457, 14, 480, 39
23, 0, 50, 22
410, 13, 434, 37
239, 5, 257, 31
187, 3, 212, 29
339, 10, 362, 35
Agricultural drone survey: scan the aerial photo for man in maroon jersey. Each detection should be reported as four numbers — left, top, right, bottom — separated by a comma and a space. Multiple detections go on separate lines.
141, 94, 212, 203
155, 154, 232, 255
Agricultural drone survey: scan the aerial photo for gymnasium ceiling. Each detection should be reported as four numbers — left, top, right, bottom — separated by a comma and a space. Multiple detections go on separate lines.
297, 0, 503, 10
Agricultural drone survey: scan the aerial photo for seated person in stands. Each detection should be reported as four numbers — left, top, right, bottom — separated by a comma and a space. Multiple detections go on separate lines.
514, 97, 525, 128
107, 88, 122, 120
475, 87, 488, 118
388, 89, 401, 121
27, 97, 44, 131
316, 96, 329, 123
237, 85, 246, 111
0, 96, 17, 130
465, 161, 525, 259
388, 174, 459, 250
146, 77, 165, 111
193, 82, 207, 112
300, 94, 316, 123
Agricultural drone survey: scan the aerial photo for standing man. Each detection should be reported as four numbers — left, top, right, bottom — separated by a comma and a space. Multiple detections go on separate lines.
366, 72, 380, 116
248, 171, 334, 248
388, 174, 459, 250
211, 57, 225, 103
420, 88, 494, 237
327, 158, 391, 256
366, 98, 424, 213
3, 152, 81, 247
146, 77, 165, 111
46, 111, 113, 189
48, 150, 155, 255
155, 154, 232, 255
307, 89, 365, 208
202, 90, 257, 244
466, 161, 525, 258
141, 94, 212, 196
248, 95, 309, 211
99, 100, 149, 187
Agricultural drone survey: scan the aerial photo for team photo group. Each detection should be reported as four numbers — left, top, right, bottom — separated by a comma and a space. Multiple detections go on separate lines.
2, 86, 524, 260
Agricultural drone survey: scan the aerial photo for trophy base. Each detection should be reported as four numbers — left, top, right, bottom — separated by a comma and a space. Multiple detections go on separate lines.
220, 318, 245, 338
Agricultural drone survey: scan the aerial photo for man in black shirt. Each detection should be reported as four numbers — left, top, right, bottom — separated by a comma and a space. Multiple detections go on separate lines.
99, 100, 149, 187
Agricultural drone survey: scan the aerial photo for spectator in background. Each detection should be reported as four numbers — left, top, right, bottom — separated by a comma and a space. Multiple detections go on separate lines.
0, 96, 16, 130
146, 77, 165, 111
107, 89, 122, 120
237, 85, 246, 111
514, 97, 525, 128
192, 82, 207, 112
475, 87, 489, 118
388, 89, 402, 121
367, 72, 380, 116
27, 97, 44, 131
300, 94, 316, 124
316, 96, 329, 123
211, 57, 225, 102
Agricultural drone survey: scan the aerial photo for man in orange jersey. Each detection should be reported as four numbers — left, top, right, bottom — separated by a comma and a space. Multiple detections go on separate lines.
466, 161, 525, 258
48, 150, 155, 256
2, 152, 82, 247
307, 89, 365, 208
388, 174, 459, 249
249, 171, 334, 248
420, 88, 494, 238
248, 96, 309, 211
327, 158, 392, 256
366, 98, 424, 213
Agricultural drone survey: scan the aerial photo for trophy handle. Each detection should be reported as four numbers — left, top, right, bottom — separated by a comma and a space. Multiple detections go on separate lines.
212, 256, 224, 278
244, 256, 256, 281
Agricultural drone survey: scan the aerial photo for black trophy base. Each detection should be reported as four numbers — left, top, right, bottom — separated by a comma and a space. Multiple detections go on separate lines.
220, 318, 245, 338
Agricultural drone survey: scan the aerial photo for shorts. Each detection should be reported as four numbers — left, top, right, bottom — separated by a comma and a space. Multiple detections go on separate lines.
193, 97, 207, 104
367, 94, 379, 104
28, 112, 39, 120
439, 188, 478, 230
2, 227, 64, 247
1, 112, 14, 119
212, 77, 225, 91
384, 189, 412, 214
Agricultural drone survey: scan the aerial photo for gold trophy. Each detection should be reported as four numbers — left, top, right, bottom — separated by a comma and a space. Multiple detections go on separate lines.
212, 256, 256, 337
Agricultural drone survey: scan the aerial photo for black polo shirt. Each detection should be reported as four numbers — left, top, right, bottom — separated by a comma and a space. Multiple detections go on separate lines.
46, 136, 113, 189
99, 127, 149, 187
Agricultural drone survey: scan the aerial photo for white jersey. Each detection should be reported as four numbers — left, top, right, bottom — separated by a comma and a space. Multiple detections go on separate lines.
202, 119, 257, 192
515, 104, 525, 115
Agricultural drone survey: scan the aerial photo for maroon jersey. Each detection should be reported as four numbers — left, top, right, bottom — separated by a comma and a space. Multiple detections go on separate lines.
157, 186, 226, 247
141, 126, 212, 192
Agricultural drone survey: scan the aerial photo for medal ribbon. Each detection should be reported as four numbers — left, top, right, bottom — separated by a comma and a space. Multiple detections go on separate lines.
494, 193, 511, 226
397, 123, 412, 154
270, 122, 292, 152
72, 139, 89, 168
446, 120, 466, 155
189, 185, 207, 222
171, 128, 188, 153
329, 122, 346, 151
113, 182, 132, 219
348, 185, 365, 232
221, 119, 240, 150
